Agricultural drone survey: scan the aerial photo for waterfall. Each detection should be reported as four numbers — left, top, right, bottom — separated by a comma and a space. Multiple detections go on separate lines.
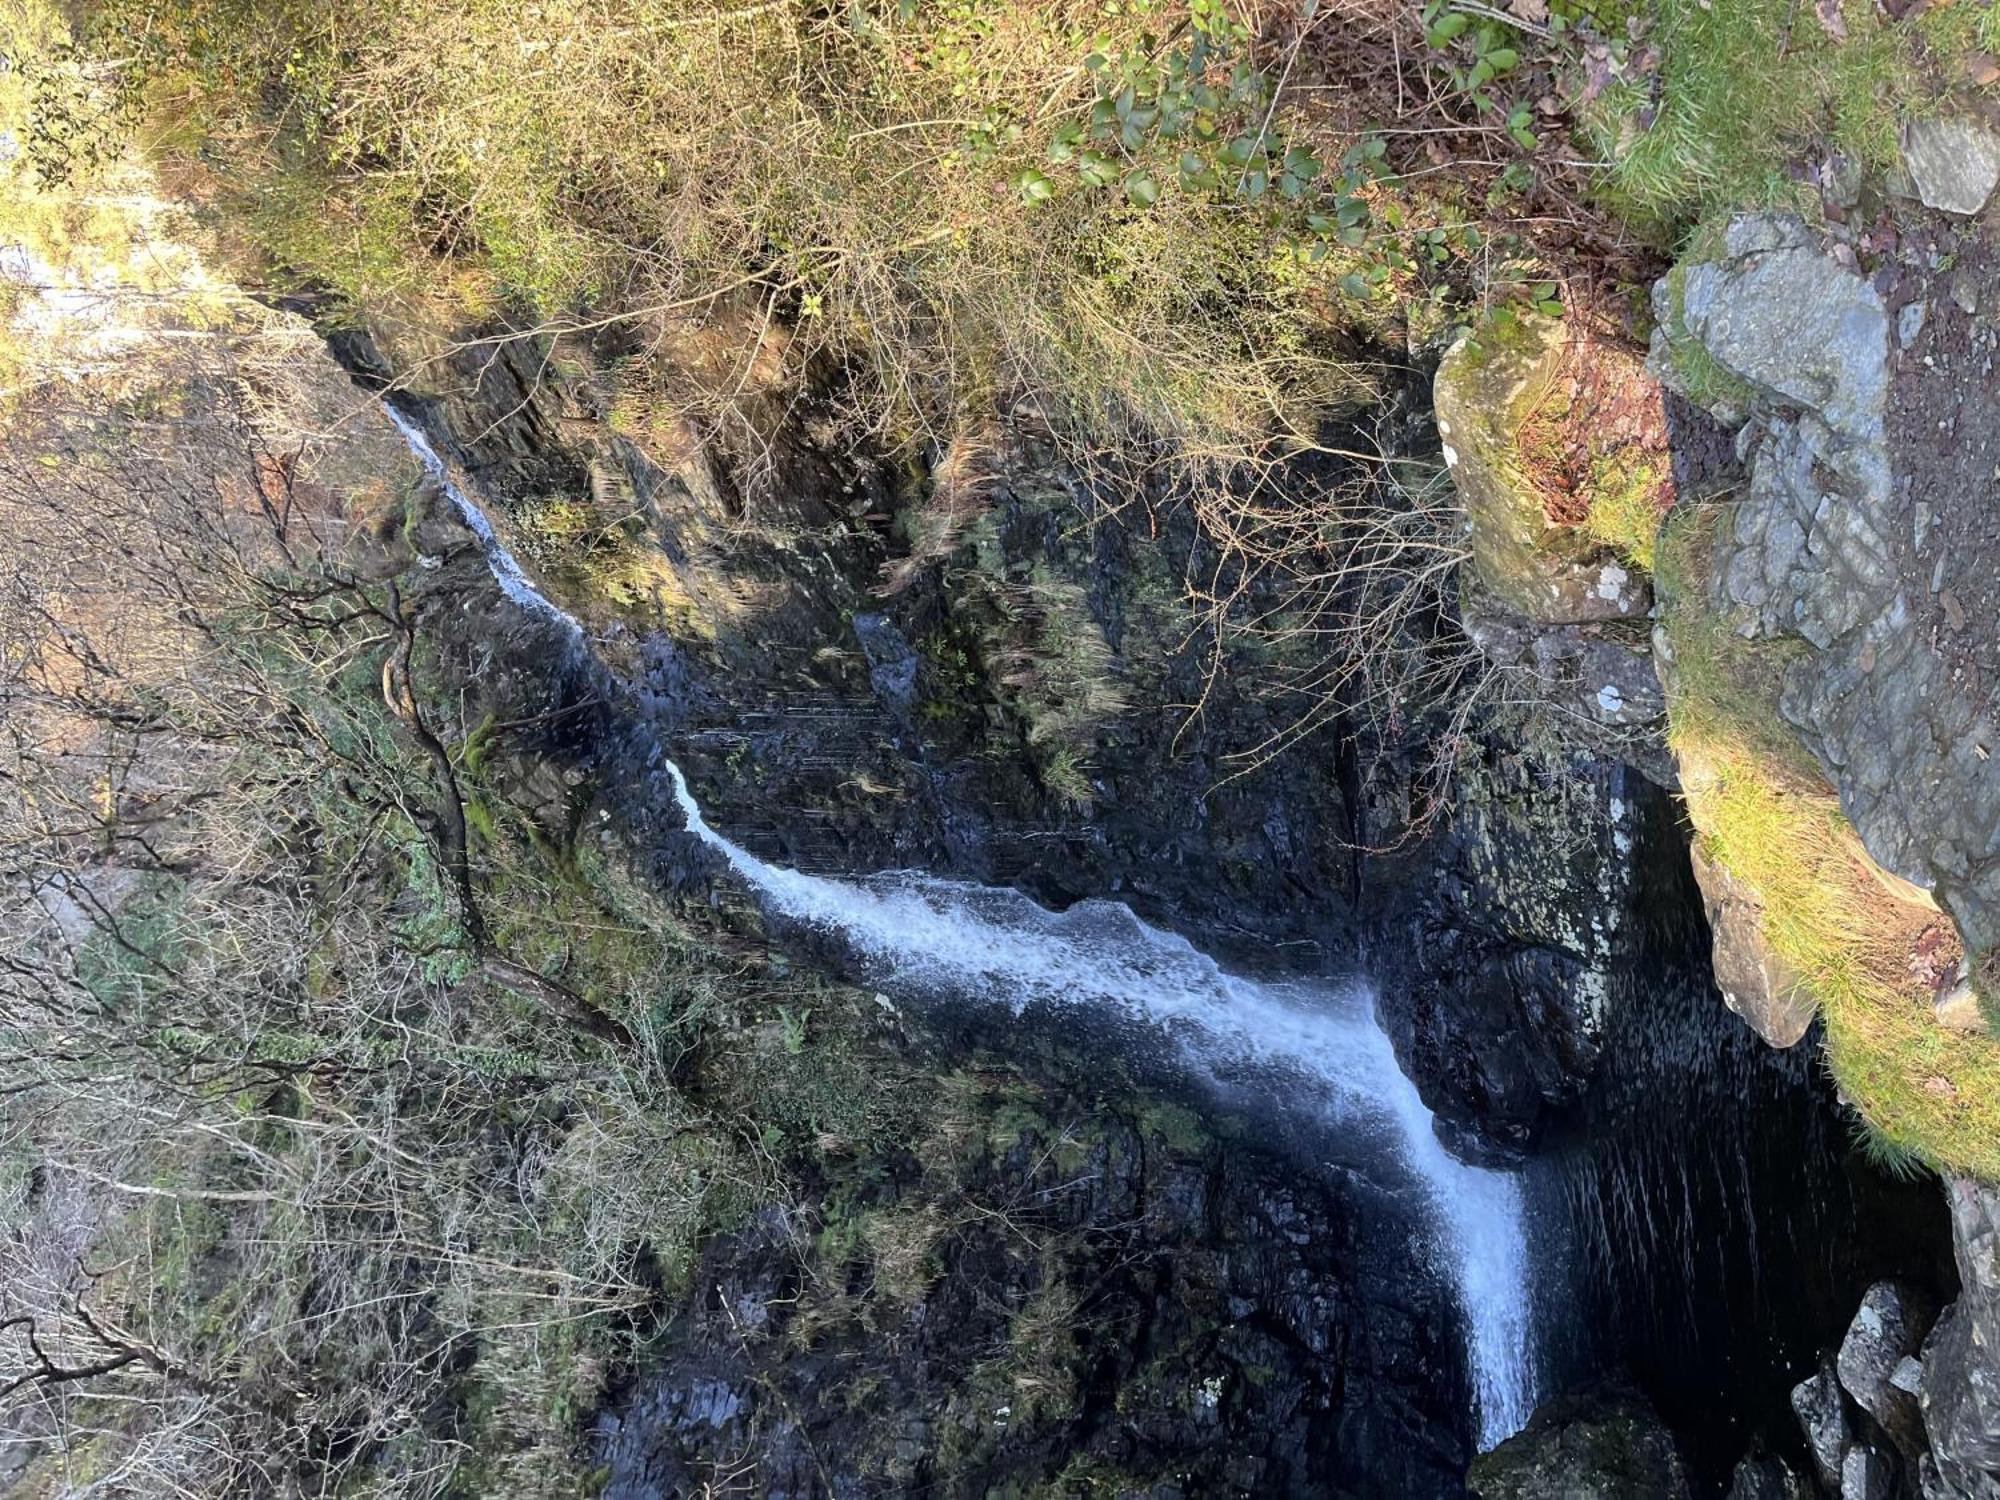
383, 401, 1541, 1448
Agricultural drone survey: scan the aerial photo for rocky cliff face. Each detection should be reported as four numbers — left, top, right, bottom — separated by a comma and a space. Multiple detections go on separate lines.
1654, 212, 1999, 965
321, 245, 1964, 1493
1623, 144, 2000, 1498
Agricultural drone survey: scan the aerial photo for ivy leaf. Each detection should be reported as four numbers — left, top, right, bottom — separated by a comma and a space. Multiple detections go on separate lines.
1427, 11, 1471, 46
1015, 168, 1056, 204
1078, 150, 1119, 187
1124, 170, 1161, 207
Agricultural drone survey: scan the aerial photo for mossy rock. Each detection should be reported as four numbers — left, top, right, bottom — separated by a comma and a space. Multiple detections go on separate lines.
1435, 316, 1652, 625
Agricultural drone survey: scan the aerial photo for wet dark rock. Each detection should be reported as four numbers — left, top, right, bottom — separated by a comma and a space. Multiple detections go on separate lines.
1459, 583, 1671, 783
1728, 1449, 1815, 1499
1920, 1178, 2000, 1498
1794, 1359, 1854, 1494
595, 1081, 1469, 1500
1837, 1281, 1938, 1466
1468, 1388, 1690, 1500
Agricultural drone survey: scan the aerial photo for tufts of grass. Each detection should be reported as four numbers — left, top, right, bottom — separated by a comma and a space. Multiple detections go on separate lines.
1583, 0, 1946, 234
1658, 504, 2000, 1178
986, 568, 1131, 758
1581, 448, 1669, 571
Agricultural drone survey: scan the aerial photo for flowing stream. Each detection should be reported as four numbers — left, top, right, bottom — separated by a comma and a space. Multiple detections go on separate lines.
386, 400, 1542, 1447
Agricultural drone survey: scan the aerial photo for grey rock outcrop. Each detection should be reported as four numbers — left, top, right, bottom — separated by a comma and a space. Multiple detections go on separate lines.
1919, 1178, 2000, 1497
1902, 119, 2000, 218
1653, 212, 2000, 957
1689, 842, 1815, 1047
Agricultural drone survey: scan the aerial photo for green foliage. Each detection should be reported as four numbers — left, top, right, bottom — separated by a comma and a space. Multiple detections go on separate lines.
1581, 449, 1668, 571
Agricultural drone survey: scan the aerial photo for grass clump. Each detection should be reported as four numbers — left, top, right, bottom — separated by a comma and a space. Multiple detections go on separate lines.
1584, 0, 1947, 234
1582, 448, 1669, 571
1657, 505, 2000, 1177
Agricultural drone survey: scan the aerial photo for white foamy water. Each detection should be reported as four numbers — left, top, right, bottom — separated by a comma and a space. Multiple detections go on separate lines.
671, 764, 1537, 1443
385, 402, 1540, 1447
385, 403, 573, 622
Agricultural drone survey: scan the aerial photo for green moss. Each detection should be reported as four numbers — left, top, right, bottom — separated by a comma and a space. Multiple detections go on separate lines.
1135, 1099, 1209, 1155
1582, 449, 1668, 571
1657, 265, 1761, 414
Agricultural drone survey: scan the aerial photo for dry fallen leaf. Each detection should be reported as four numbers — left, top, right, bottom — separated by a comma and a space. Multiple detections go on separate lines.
1815, 0, 1849, 39
1509, 0, 1550, 21
1968, 52, 2000, 87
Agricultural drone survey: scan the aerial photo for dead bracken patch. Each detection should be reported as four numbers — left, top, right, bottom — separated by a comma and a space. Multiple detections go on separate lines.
1516, 330, 1677, 540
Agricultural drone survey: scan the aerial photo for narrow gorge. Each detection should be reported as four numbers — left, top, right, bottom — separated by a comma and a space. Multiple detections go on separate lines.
2, 4, 1998, 1499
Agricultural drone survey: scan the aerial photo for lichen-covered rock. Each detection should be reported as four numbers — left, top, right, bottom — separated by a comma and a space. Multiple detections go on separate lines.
1460, 582, 1670, 781
1670, 214, 1888, 446
1919, 1178, 2000, 1498
1436, 317, 1651, 625
1468, 1389, 1691, 1500
1901, 119, 2000, 218
1689, 842, 1815, 1048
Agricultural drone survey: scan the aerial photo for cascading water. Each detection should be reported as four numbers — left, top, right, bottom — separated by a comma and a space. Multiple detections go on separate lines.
383, 400, 1541, 1448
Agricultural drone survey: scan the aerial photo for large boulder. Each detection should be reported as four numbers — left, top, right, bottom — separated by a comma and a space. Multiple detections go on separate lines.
1689, 842, 1815, 1048
1436, 316, 1652, 625
1469, 1389, 1691, 1500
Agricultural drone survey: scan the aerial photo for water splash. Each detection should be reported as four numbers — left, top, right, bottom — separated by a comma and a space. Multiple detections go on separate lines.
385, 401, 1540, 1447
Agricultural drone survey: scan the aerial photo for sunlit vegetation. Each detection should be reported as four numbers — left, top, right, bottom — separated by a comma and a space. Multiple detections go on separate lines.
1582, 0, 1985, 236
1656, 506, 2000, 1179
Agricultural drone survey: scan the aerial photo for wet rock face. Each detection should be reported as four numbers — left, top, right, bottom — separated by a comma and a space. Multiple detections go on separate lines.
1368, 747, 1652, 1150
1727, 1449, 1815, 1499
1657, 212, 2000, 958
595, 1079, 1469, 1500
1837, 1281, 1937, 1467
1468, 1389, 1691, 1500
1919, 1178, 2000, 1497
